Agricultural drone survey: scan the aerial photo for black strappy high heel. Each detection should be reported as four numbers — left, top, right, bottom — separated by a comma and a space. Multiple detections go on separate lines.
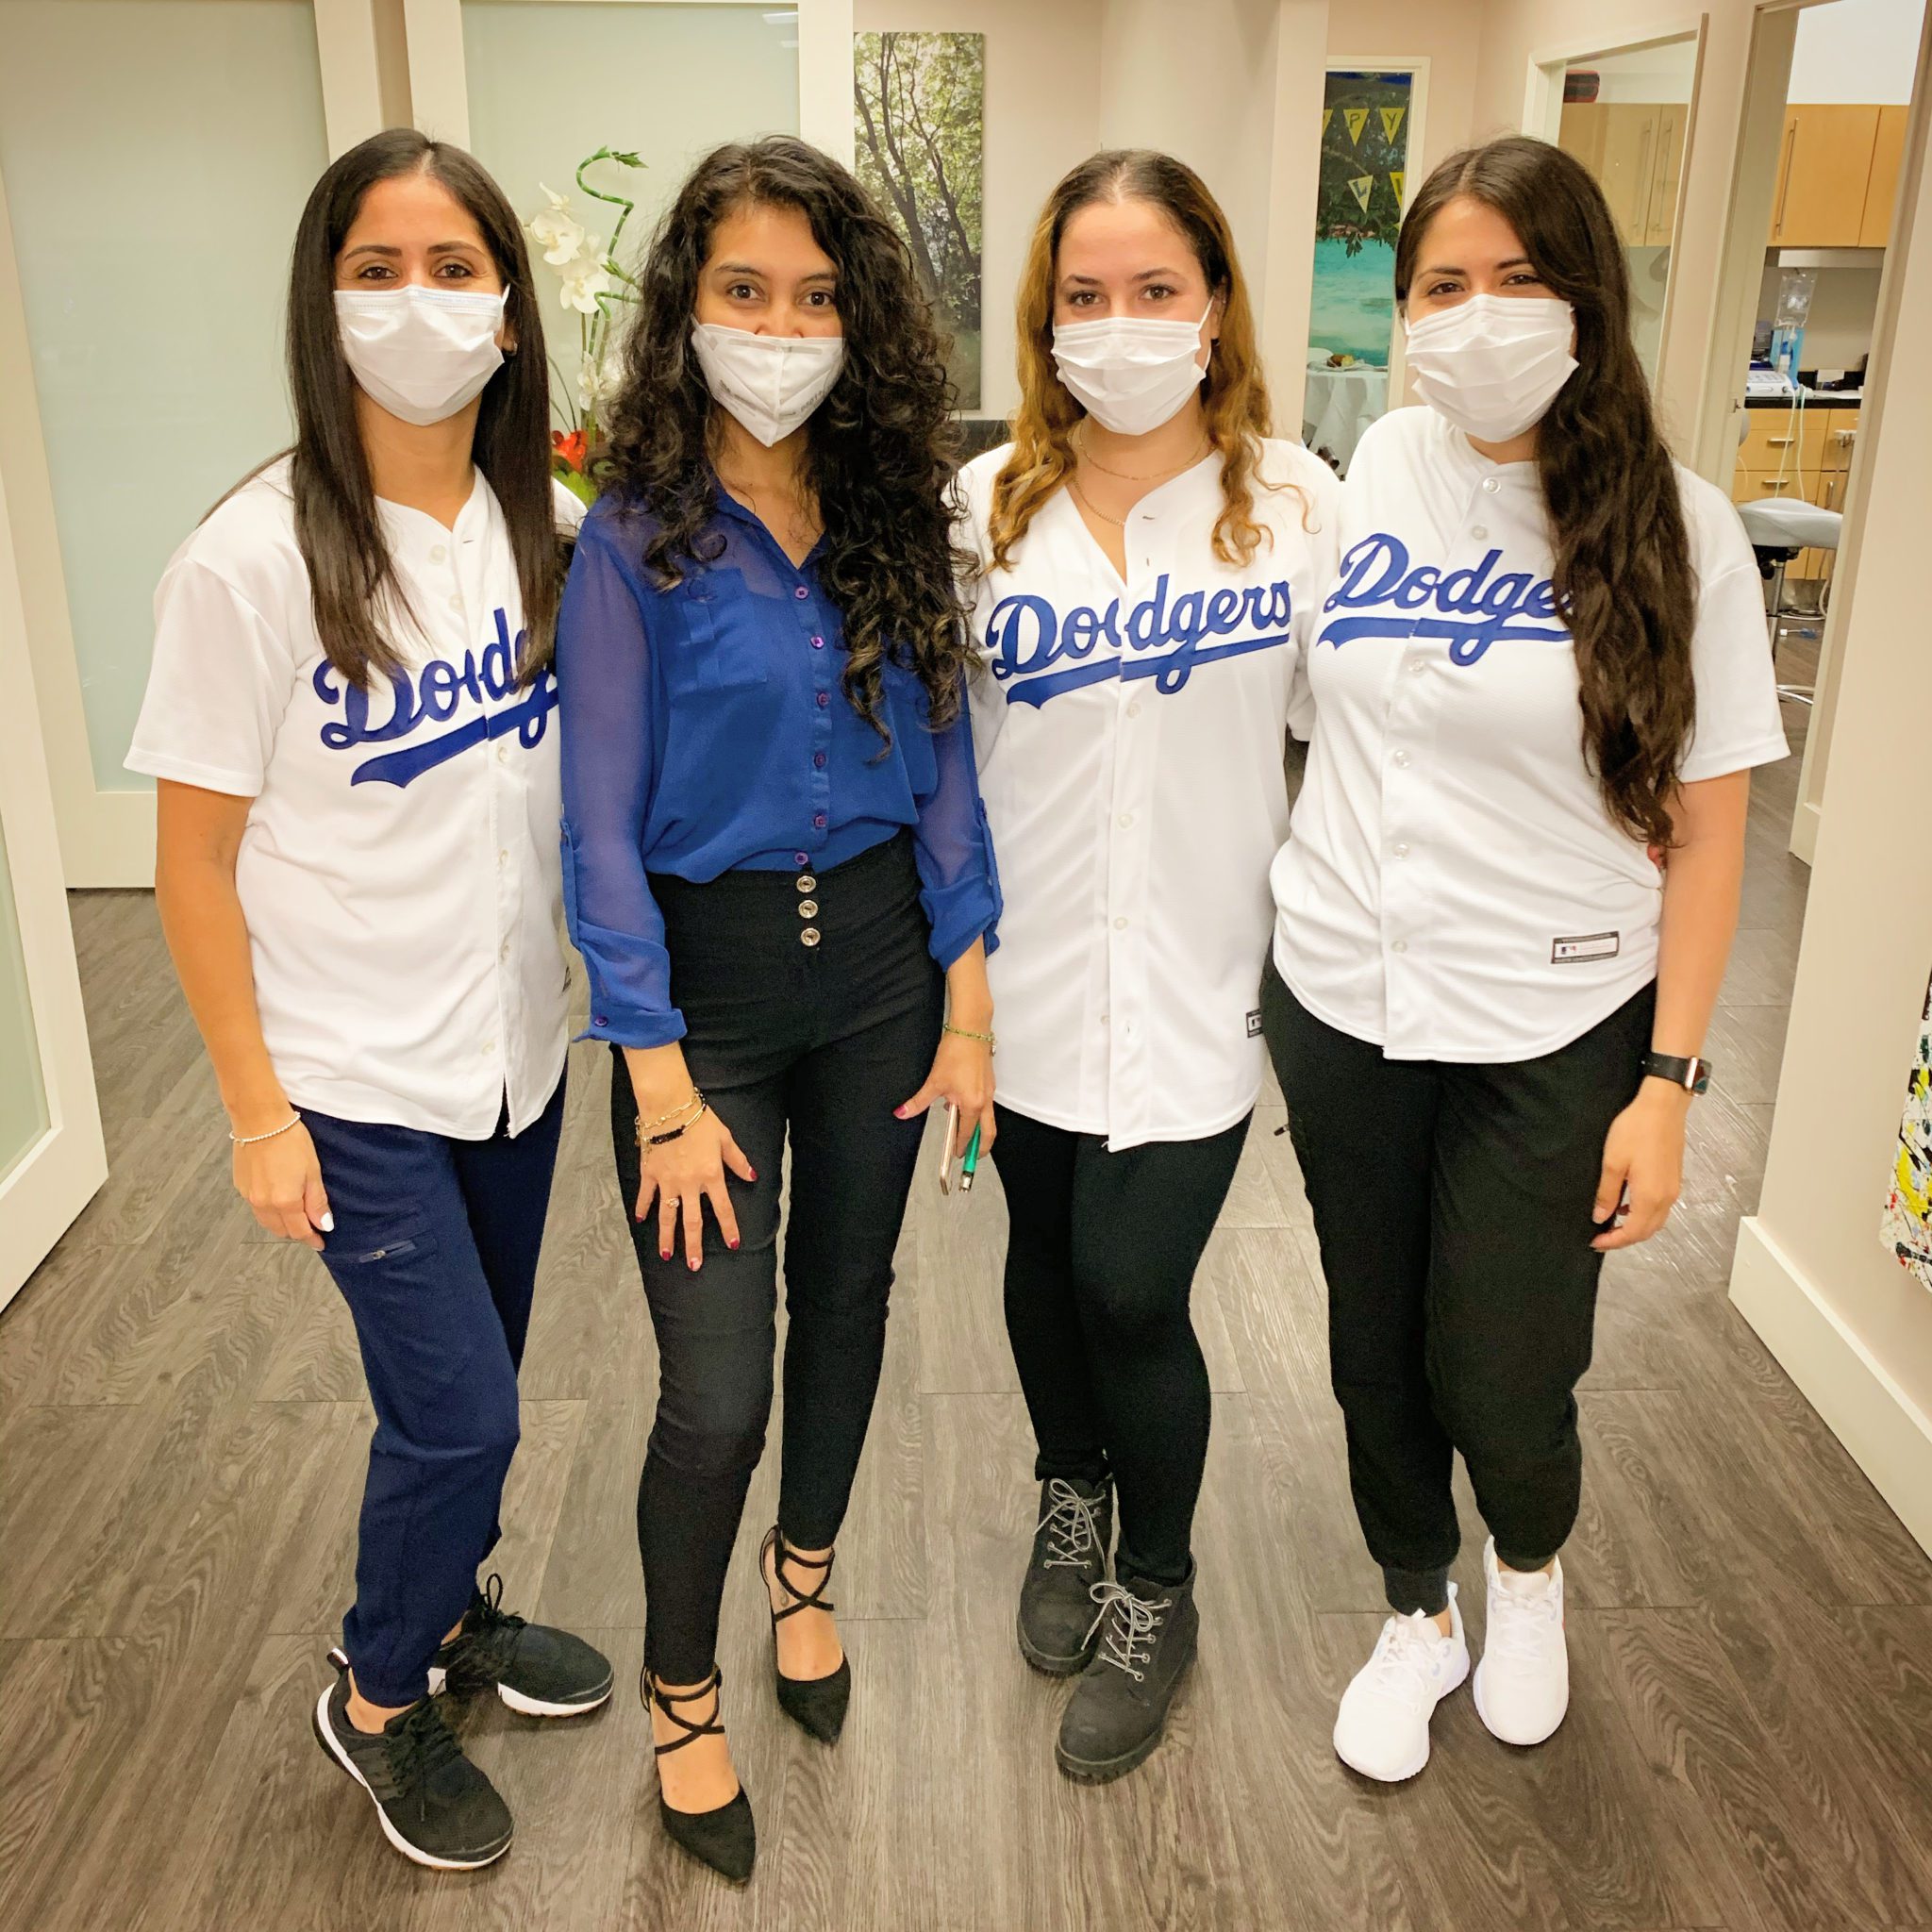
643, 1665, 755, 1883
760, 1525, 853, 1744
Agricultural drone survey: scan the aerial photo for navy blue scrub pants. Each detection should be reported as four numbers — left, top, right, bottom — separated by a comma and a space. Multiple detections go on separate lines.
307, 1075, 566, 1707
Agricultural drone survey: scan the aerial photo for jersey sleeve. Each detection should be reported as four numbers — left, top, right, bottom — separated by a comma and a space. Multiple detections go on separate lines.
1286, 448, 1342, 742
556, 512, 686, 1049
1679, 486, 1790, 785
911, 675, 1003, 968
125, 556, 299, 796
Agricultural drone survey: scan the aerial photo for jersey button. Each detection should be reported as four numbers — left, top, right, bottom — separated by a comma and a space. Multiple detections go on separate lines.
1126, 701, 1142, 719
1391, 940, 1408, 955
430, 543, 447, 563
1393, 842, 1410, 858
1408, 658, 1426, 675
1482, 476, 1501, 493
1391, 750, 1411, 768
1471, 525, 1488, 540
1118, 812, 1133, 828
1113, 916, 1128, 931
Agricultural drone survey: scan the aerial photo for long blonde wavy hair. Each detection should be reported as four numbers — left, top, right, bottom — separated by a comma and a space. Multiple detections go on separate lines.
987, 149, 1281, 573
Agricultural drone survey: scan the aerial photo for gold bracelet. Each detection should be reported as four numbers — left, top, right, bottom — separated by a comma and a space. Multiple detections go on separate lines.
635, 1090, 708, 1148
641, 1099, 711, 1149
944, 1023, 996, 1051
639, 1087, 706, 1132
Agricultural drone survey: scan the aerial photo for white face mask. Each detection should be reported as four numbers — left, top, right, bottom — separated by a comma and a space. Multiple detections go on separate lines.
1402, 293, 1577, 443
335, 284, 508, 427
1050, 301, 1213, 437
691, 322, 845, 447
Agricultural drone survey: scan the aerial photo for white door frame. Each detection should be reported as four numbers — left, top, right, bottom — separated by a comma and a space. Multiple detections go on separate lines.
0, 0, 387, 891
403, 0, 855, 164
0, 453, 106, 1308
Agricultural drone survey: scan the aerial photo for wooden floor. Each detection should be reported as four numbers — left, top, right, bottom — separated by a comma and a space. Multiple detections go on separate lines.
5, 692, 1930, 1932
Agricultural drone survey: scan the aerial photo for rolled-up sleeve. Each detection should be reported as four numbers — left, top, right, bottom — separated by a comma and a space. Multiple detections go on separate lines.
912, 678, 1002, 970
557, 514, 686, 1048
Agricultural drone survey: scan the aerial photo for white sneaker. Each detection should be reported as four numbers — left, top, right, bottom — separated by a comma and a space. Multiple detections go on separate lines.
1472, 1538, 1569, 1746
1332, 1584, 1470, 1782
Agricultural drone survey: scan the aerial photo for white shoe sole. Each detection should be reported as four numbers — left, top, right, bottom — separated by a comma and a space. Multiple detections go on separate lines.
1471, 1658, 1568, 1747
425, 1664, 614, 1718
1333, 1647, 1471, 1783
311, 1687, 512, 1872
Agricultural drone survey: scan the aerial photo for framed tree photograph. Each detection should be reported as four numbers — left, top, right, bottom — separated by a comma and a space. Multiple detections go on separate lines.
854, 30, 985, 409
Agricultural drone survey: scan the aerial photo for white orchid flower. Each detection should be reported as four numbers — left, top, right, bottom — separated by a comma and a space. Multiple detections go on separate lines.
559, 258, 616, 316
526, 190, 588, 268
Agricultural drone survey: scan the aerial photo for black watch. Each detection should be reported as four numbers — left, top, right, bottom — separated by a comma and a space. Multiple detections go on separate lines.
1642, 1051, 1713, 1095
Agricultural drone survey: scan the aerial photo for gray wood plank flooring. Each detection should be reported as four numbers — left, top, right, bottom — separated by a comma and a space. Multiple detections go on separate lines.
4, 694, 1930, 1930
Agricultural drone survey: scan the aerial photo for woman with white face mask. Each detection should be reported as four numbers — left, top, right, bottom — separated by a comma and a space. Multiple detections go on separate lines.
130, 131, 610, 1872
1264, 136, 1787, 1782
556, 136, 999, 1881
957, 150, 1338, 1783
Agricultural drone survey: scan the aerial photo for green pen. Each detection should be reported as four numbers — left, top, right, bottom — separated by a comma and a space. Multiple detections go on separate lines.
959, 1124, 983, 1193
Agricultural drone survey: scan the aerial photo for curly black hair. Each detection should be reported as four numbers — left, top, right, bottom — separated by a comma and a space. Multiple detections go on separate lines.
599, 135, 975, 735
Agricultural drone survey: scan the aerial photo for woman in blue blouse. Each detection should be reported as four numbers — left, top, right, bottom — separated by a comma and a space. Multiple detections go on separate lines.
557, 137, 999, 1883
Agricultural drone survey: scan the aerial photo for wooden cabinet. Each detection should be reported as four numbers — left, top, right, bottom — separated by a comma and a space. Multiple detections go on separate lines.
1768, 104, 1883, 246
1860, 105, 1909, 247
1731, 405, 1860, 582
1557, 101, 1688, 247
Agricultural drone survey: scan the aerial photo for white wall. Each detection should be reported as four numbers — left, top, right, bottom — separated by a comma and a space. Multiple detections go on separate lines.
853, 0, 1105, 423
1732, 14, 1932, 1554
1757, 260, 1886, 371
1791, 0, 1925, 103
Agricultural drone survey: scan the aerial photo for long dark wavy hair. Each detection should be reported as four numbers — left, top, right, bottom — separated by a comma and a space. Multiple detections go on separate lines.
279, 128, 561, 688
600, 136, 974, 734
1396, 137, 1696, 848
990, 149, 1291, 573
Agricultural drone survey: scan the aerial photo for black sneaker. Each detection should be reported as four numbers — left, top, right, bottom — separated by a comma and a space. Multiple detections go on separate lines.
430, 1574, 613, 1718
1018, 1476, 1114, 1675
312, 1653, 513, 1870
1055, 1565, 1199, 1783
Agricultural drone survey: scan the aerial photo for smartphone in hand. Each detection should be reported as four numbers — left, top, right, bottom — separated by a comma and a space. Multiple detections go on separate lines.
936, 1099, 961, 1194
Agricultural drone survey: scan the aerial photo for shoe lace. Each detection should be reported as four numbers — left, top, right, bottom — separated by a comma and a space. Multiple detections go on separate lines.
1488, 1579, 1561, 1666
1086, 1581, 1170, 1683
1364, 1610, 1449, 1707
1036, 1479, 1104, 1569
384, 1697, 465, 1799
452, 1573, 526, 1680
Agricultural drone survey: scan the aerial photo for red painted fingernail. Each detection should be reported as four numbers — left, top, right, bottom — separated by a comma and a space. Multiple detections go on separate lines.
688, 1257, 699, 1272
728, 1239, 741, 1251
893, 1106, 908, 1118
748, 1169, 758, 1181
659, 1248, 672, 1261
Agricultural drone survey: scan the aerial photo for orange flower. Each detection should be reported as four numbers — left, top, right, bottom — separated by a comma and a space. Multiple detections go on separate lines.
552, 428, 588, 472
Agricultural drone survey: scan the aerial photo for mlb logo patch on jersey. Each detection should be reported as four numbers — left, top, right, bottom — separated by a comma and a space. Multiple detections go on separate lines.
1551, 931, 1621, 965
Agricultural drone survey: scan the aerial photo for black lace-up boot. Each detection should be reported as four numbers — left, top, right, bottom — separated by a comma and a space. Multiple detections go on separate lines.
1054, 1563, 1198, 1783
312, 1652, 513, 1869
1018, 1475, 1114, 1674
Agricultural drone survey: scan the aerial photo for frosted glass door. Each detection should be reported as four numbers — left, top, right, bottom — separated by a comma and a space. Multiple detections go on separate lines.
0, 817, 47, 1186
0, 0, 329, 791
461, 2, 800, 275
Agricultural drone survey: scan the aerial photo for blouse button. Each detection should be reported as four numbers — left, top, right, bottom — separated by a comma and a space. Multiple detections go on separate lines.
1482, 476, 1501, 493
801, 926, 822, 947
796, 874, 817, 892
810, 635, 826, 649
816, 691, 830, 708
794, 586, 810, 600
798, 898, 820, 918
813, 812, 827, 829
1392, 750, 1411, 768
813, 751, 827, 769
794, 852, 809, 866
593, 1014, 608, 1028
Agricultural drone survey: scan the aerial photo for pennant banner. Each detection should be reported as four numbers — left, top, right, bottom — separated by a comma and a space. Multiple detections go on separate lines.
1323, 108, 1333, 135
1381, 105, 1407, 144
1343, 107, 1370, 145
1348, 175, 1374, 212
1391, 169, 1405, 205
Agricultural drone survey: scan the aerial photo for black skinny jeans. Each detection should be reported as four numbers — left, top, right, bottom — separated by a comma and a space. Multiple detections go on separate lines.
993, 1106, 1251, 1587
610, 832, 942, 1683
1261, 961, 1655, 1615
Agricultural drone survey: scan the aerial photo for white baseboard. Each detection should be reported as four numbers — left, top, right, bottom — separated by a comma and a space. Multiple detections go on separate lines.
1788, 797, 1822, 867
1730, 1216, 1932, 1557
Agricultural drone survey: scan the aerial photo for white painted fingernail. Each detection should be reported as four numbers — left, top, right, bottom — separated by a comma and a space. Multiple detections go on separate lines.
320, 1212, 335, 1233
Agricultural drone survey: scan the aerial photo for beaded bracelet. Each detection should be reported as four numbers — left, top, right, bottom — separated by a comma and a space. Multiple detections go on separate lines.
229, 1114, 303, 1147
640, 1099, 711, 1148
638, 1087, 707, 1133
943, 1023, 996, 1051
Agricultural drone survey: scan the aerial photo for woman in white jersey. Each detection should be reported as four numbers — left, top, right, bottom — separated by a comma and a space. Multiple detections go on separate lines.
129, 131, 610, 1870
1264, 136, 1787, 1782
959, 150, 1337, 1782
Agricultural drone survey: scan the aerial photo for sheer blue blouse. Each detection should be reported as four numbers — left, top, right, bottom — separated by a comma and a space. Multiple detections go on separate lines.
557, 486, 1001, 1049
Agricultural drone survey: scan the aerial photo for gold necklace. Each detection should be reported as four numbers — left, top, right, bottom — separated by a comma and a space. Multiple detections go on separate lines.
1074, 424, 1210, 482
1065, 470, 1125, 526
